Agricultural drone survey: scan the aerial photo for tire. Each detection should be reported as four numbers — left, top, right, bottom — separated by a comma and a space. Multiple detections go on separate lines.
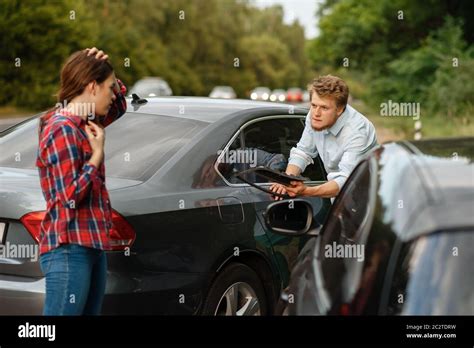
201, 262, 267, 316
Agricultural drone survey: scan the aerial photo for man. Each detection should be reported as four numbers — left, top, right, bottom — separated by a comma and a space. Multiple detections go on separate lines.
271, 75, 377, 199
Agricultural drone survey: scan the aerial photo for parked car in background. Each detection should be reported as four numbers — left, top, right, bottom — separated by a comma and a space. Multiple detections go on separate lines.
129, 77, 173, 97
209, 86, 236, 99
286, 88, 303, 103
265, 138, 474, 316
0, 97, 333, 316
270, 89, 286, 103
250, 87, 271, 101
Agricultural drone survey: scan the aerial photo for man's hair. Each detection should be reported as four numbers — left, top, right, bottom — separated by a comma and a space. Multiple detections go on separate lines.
309, 75, 349, 108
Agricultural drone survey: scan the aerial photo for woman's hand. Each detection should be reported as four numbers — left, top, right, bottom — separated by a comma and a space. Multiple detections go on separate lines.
269, 183, 288, 200
85, 47, 108, 60
85, 121, 105, 167
85, 48, 122, 95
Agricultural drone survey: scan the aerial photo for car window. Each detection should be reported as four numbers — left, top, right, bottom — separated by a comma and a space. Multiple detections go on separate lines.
0, 113, 207, 181
217, 117, 326, 184
385, 230, 474, 315
323, 161, 371, 240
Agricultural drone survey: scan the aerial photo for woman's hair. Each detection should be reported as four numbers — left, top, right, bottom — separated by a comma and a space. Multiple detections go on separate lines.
38, 50, 114, 135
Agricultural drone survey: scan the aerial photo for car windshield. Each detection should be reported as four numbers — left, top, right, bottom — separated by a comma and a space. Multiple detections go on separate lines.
0, 112, 207, 181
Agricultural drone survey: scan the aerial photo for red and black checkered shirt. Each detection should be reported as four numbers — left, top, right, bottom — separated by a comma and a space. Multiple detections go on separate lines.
36, 80, 127, 255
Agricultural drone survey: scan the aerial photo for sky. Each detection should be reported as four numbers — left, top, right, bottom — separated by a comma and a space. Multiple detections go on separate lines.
252, 0, 321, 39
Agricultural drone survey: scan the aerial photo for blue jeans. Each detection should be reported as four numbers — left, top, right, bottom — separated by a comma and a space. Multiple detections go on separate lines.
40, 244, 107, 315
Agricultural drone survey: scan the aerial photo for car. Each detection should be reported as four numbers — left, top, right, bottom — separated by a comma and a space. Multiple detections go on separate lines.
270, 89, 286, 103
209, 86, 236, 99
286, 88, 303, 103
265, 137, 474, 315
0, 97, 333, 315
129, 77, 173, 97
302, 90, 310, 103
250, 87, 271, 101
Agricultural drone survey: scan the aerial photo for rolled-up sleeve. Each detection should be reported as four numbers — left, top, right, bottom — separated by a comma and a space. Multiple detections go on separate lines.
101, 79, 128, 127
327, 134, 369, 189
288, 111, 318, 172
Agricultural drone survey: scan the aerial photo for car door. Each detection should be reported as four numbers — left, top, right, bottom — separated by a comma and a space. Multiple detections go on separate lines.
381, 229, 474, 315
215, 115, 332, 287
298, 158, 395, 315
293, 158, 394, 315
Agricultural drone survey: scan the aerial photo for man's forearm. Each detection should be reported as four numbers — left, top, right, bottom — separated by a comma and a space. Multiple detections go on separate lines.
286, 164, 302, 176
303, 180, 340, 198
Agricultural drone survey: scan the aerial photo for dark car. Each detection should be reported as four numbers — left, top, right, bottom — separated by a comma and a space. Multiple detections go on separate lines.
265, 138, 474, 315
0, 97, 332, 315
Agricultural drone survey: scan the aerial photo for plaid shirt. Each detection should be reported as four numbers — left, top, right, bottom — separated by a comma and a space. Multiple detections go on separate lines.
36, 80, 127, 255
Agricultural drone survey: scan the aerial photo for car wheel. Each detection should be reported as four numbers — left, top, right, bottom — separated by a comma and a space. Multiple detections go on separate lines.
202, 262, 267, 316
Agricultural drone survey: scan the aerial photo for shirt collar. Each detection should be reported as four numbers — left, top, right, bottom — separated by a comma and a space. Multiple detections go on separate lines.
57, 108, 87, 127
326, 106, 348, 136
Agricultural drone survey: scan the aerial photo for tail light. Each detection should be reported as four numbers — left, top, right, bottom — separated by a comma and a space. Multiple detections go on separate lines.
109, 209, 136, 251
20, 210, 136, 251
20, 211, 45, 243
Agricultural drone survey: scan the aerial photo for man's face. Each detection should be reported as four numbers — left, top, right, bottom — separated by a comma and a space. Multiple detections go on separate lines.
310, 92, 344, 131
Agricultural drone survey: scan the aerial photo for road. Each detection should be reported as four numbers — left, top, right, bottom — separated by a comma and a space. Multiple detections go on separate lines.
0, 117, 29, 132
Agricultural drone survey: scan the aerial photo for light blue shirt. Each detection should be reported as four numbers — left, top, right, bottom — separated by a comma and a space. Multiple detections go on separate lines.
289, 104, 377, 189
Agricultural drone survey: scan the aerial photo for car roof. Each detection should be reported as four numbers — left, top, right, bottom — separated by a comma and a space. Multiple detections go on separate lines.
402, 137, 473, 189
126, 96, 301, 123
376, 139, 474, 241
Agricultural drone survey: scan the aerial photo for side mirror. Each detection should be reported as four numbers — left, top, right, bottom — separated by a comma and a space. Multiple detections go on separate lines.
264, 199, 313, 236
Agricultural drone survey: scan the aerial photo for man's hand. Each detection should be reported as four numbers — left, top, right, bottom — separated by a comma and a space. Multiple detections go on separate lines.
85, 47, 108, 60
269, 183, 288, 200
285, 181, 308, 197
269, 165, 303, 200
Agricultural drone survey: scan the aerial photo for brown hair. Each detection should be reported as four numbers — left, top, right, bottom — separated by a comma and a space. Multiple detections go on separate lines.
309, 75, 349, 108
38, 50, 114, 135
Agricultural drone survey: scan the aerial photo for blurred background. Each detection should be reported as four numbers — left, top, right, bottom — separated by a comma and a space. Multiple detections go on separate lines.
0, 0, 473, 140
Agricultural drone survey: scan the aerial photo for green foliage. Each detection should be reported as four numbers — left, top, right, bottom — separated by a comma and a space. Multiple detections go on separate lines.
370, 17, 474, 117
0, 0, 309, 109
0, 0, 98, 108
309, 0, 474, 129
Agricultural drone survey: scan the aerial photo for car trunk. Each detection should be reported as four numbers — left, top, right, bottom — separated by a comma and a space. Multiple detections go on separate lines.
0, 166, 141, 278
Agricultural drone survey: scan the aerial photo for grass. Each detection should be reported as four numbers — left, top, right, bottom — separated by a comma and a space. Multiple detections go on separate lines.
351, 99, 474, 141
0, 106, 37, 119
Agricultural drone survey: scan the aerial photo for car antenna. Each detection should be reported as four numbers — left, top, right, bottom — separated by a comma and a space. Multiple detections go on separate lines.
131, 93, 148, 105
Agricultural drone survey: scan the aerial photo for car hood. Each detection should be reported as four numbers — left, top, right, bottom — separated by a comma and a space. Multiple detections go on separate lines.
0, 167, 142, 219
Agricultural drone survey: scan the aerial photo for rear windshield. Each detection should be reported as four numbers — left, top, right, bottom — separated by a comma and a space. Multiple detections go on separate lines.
0, 112, 207, 181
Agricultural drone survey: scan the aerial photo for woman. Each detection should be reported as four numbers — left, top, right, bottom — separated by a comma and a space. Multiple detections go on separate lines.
36, 47, 127, 315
